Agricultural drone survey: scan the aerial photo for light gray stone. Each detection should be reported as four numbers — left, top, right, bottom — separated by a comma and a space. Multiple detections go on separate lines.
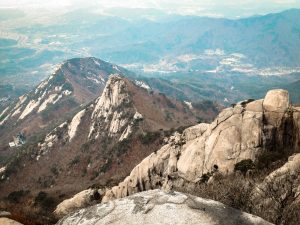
263, 89, 289, 112
57, 190, 273, 225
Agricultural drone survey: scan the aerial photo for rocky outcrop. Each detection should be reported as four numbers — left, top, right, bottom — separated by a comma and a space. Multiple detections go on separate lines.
57, 189, 273, 225
54, 89, 300, 217
54, 189, 102, 217
251, 153, 300, 224
88, 75, 136, 140
263, 89, 289, 112
0, 218, 23, 225
99, 89, 300, 202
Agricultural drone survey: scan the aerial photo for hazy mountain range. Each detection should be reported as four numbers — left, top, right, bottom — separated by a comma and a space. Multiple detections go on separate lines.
1, 8, 300, 109
1, 6, 300, 225
1, 8, 300, 84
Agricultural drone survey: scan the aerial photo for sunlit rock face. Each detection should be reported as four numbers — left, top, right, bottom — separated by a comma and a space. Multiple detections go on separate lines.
55, 89, 299, 221
57, 190, 273, 225
101, 89, 300, 201
88, 74, 136, 140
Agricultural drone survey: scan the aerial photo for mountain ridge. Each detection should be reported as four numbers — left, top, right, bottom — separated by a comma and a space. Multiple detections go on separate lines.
56, 89, 300, 225
0, 73, 218, 224
0, 57, 132, 161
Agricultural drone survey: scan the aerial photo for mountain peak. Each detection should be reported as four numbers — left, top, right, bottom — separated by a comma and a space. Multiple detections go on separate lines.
89, 74, 136, 140
0, 58, 132, 153
58, 189, 272, 225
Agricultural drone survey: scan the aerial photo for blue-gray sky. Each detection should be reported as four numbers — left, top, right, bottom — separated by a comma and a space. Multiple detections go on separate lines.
1, 0, 300, 18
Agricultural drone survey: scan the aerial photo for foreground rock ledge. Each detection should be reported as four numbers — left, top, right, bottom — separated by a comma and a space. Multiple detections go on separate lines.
0, 218, 23, 225
57, 189, 273, 225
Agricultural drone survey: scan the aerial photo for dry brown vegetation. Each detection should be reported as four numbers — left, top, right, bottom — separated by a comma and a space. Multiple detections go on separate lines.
174, 156, 299, 225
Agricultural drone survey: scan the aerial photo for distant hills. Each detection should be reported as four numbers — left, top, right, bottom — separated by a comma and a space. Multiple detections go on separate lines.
1, 8, 300, 88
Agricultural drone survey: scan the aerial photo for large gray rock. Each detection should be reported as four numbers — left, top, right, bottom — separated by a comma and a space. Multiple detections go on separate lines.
54, 189, 100, 217
57, 190, 273, 225
263, 89, 289, 112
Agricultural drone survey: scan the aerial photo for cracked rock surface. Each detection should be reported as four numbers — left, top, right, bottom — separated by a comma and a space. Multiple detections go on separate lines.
57, 189, 273, 225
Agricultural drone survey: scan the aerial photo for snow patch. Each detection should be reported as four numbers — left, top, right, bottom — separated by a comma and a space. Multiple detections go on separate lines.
38, 94, 58, 112
0, 166, 6, 174
11, 107, 21, 117
184, 101, 193, 109
109, 112, 128, 135
68, 109, 86, 141
113, 65, 121, 72
13, 95, 27, 112
88, 125, 95, 139
0, 106, 9, 118
19, 95, 27, 104
59, 121, 67, 128
53, 94, 63, 104
93, 58, 101, 66
0, 113, 10, 125
135, 80, 151, 90
86, 76, 101, 84
37, 80, 49, 90
63, 90, 72, 96
19, 99, 41, 120
40, 91, 47, 99
45, 133, 57, 143
100, 77, 105, 83
133, 111, 143, 120
37, 132, 58, 159
119, 125, 133, 141
55, 86, 63, 91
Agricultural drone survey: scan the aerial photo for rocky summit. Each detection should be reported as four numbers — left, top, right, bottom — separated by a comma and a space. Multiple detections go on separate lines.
99, 89, 299, 201
55, 88, 300, 225
57, 190, 273, 225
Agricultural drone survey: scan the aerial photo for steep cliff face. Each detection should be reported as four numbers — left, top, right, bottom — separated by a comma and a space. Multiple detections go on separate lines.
57, 190, 273, 225
34, 75, 140, 160
98, 89, 300, 202
34, 74, 214, 163
0, 74, 212, 224
0, 57, 122, 126
0, 57, 129, 156
88, 75, 136, 140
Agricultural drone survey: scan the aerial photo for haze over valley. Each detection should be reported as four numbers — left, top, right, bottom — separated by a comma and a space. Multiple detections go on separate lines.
1, 1, 300, 225
2, 7, 300, 107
